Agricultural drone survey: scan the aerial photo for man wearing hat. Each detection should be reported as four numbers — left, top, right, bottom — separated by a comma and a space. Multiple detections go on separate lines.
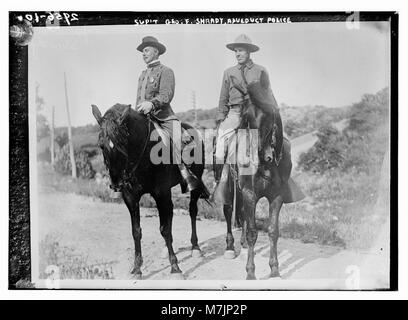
214, 34, 278, 181
136, 36, 209, 198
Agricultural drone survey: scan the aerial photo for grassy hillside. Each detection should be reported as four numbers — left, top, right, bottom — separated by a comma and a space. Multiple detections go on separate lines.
291, 87, 390, 248
177, 104, 350, 138
280, 104, 350, 139
38, 102, 349, 156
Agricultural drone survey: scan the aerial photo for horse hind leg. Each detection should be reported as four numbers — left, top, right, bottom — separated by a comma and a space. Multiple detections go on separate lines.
239, 219, 249, 261
189, 189, 202, 257
268, 195, 284, 278
223, 204, 236, 259
236, 191, 249, 260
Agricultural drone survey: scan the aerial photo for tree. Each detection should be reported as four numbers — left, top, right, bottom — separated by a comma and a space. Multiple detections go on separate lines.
36, 113, 50, 141
35, 83, 50, 141
348, 87, 389, 134
55, 132, 69, 148
283, 119, 297, 138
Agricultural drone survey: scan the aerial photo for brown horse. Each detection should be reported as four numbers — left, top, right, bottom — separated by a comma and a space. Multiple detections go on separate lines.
92, 103, 207, 279
214, 81, 304, 280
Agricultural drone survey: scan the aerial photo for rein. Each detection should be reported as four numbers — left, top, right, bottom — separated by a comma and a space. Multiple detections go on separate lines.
260, 114, 283, 167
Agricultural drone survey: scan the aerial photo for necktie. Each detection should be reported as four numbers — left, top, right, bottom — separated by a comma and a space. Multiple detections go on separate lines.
140, 68, 152, 102
240, 65, 248, 86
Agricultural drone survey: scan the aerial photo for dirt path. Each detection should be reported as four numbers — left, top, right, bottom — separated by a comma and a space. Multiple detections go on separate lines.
35, 191, 389, 289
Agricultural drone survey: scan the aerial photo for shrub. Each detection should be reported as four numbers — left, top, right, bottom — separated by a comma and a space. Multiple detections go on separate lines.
298, 125, 347, 173
54, 144, 95, 179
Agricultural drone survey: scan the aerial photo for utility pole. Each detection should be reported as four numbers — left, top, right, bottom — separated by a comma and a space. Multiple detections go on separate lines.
50, 106, 55, 166
191, 90, 197, 126
63, 72, 77, 178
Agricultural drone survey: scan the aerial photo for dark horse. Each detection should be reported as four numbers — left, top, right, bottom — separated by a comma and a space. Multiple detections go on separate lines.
92, 103, 206, 279
214, 81, 304, 280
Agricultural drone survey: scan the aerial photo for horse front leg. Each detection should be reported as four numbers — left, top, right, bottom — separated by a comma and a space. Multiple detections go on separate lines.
240, 220, 248, 248
189, 189, 202, 257
154, 191, 183, 277
242, 188, 258, 280
122, 190, 143, 279
223, 204, 236, 259
236, 189, 249, 260
268, 195, 283, 278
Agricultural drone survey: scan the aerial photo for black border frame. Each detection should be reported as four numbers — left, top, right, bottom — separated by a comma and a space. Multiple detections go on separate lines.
8, 11, 398, 290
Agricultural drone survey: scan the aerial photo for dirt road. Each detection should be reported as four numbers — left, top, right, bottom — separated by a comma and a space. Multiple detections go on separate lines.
35, 191, 389, 289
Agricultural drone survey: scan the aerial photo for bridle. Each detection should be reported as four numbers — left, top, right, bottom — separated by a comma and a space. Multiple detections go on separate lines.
229, 74, 282, 166
120, 114, 152, 191
240, 97, 283, 167
102, 113, 152, 193
259, 112, 283, 166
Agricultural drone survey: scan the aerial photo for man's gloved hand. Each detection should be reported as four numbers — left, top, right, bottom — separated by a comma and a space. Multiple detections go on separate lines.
215, 118, 223, 132
181, 130, 193, 144
137, 101, 154, 114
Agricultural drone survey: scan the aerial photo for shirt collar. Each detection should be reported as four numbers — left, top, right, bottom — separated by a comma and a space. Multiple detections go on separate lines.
147, 60, 161, 69
238, 59, 254, 70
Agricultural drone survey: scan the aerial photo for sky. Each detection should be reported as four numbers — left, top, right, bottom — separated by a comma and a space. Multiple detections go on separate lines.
29, 21, 391, 127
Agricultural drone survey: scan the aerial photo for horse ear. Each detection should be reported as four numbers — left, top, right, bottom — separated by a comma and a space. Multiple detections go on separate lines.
119, 104, 131, 124
91, 104, 103, 126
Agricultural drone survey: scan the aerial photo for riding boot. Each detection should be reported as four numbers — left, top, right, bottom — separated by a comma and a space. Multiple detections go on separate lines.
213, 163, 224, 185
211, 164, 232, 205
178, 163, 210, 199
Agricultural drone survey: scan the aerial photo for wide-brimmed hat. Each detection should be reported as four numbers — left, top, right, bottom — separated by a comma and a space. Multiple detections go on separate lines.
137, 36, 166, 55
226, 34, 259, 53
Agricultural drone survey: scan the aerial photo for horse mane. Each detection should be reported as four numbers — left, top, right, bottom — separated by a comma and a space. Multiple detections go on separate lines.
247, 81, 279, 116
245, 82, 284, 165
100, 103, 131, 159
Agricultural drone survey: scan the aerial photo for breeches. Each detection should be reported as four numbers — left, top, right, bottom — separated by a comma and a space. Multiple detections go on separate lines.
214, 108, 241, 163
154, 118, 182, 164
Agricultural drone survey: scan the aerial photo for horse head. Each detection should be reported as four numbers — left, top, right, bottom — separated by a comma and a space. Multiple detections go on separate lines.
243, 81, 283, 165
92, 103, 131, 190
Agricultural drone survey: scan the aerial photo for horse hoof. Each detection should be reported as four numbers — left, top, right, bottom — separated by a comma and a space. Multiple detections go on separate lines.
170, 272, 184, 280
191, 249, 202, 258
131, 269, 142, 279
160, 248, 169, 259
246, 274, 257, 280
224, 250, 236, 259
239, 248, 248, 261
270, 268, 281, 278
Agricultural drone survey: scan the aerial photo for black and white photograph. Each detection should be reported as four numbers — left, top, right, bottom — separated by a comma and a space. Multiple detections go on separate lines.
8, 11, 397, 291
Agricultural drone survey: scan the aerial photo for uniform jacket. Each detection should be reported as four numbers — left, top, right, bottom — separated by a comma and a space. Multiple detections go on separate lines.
217, 59, 276, 121
136, 61, 176, 120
